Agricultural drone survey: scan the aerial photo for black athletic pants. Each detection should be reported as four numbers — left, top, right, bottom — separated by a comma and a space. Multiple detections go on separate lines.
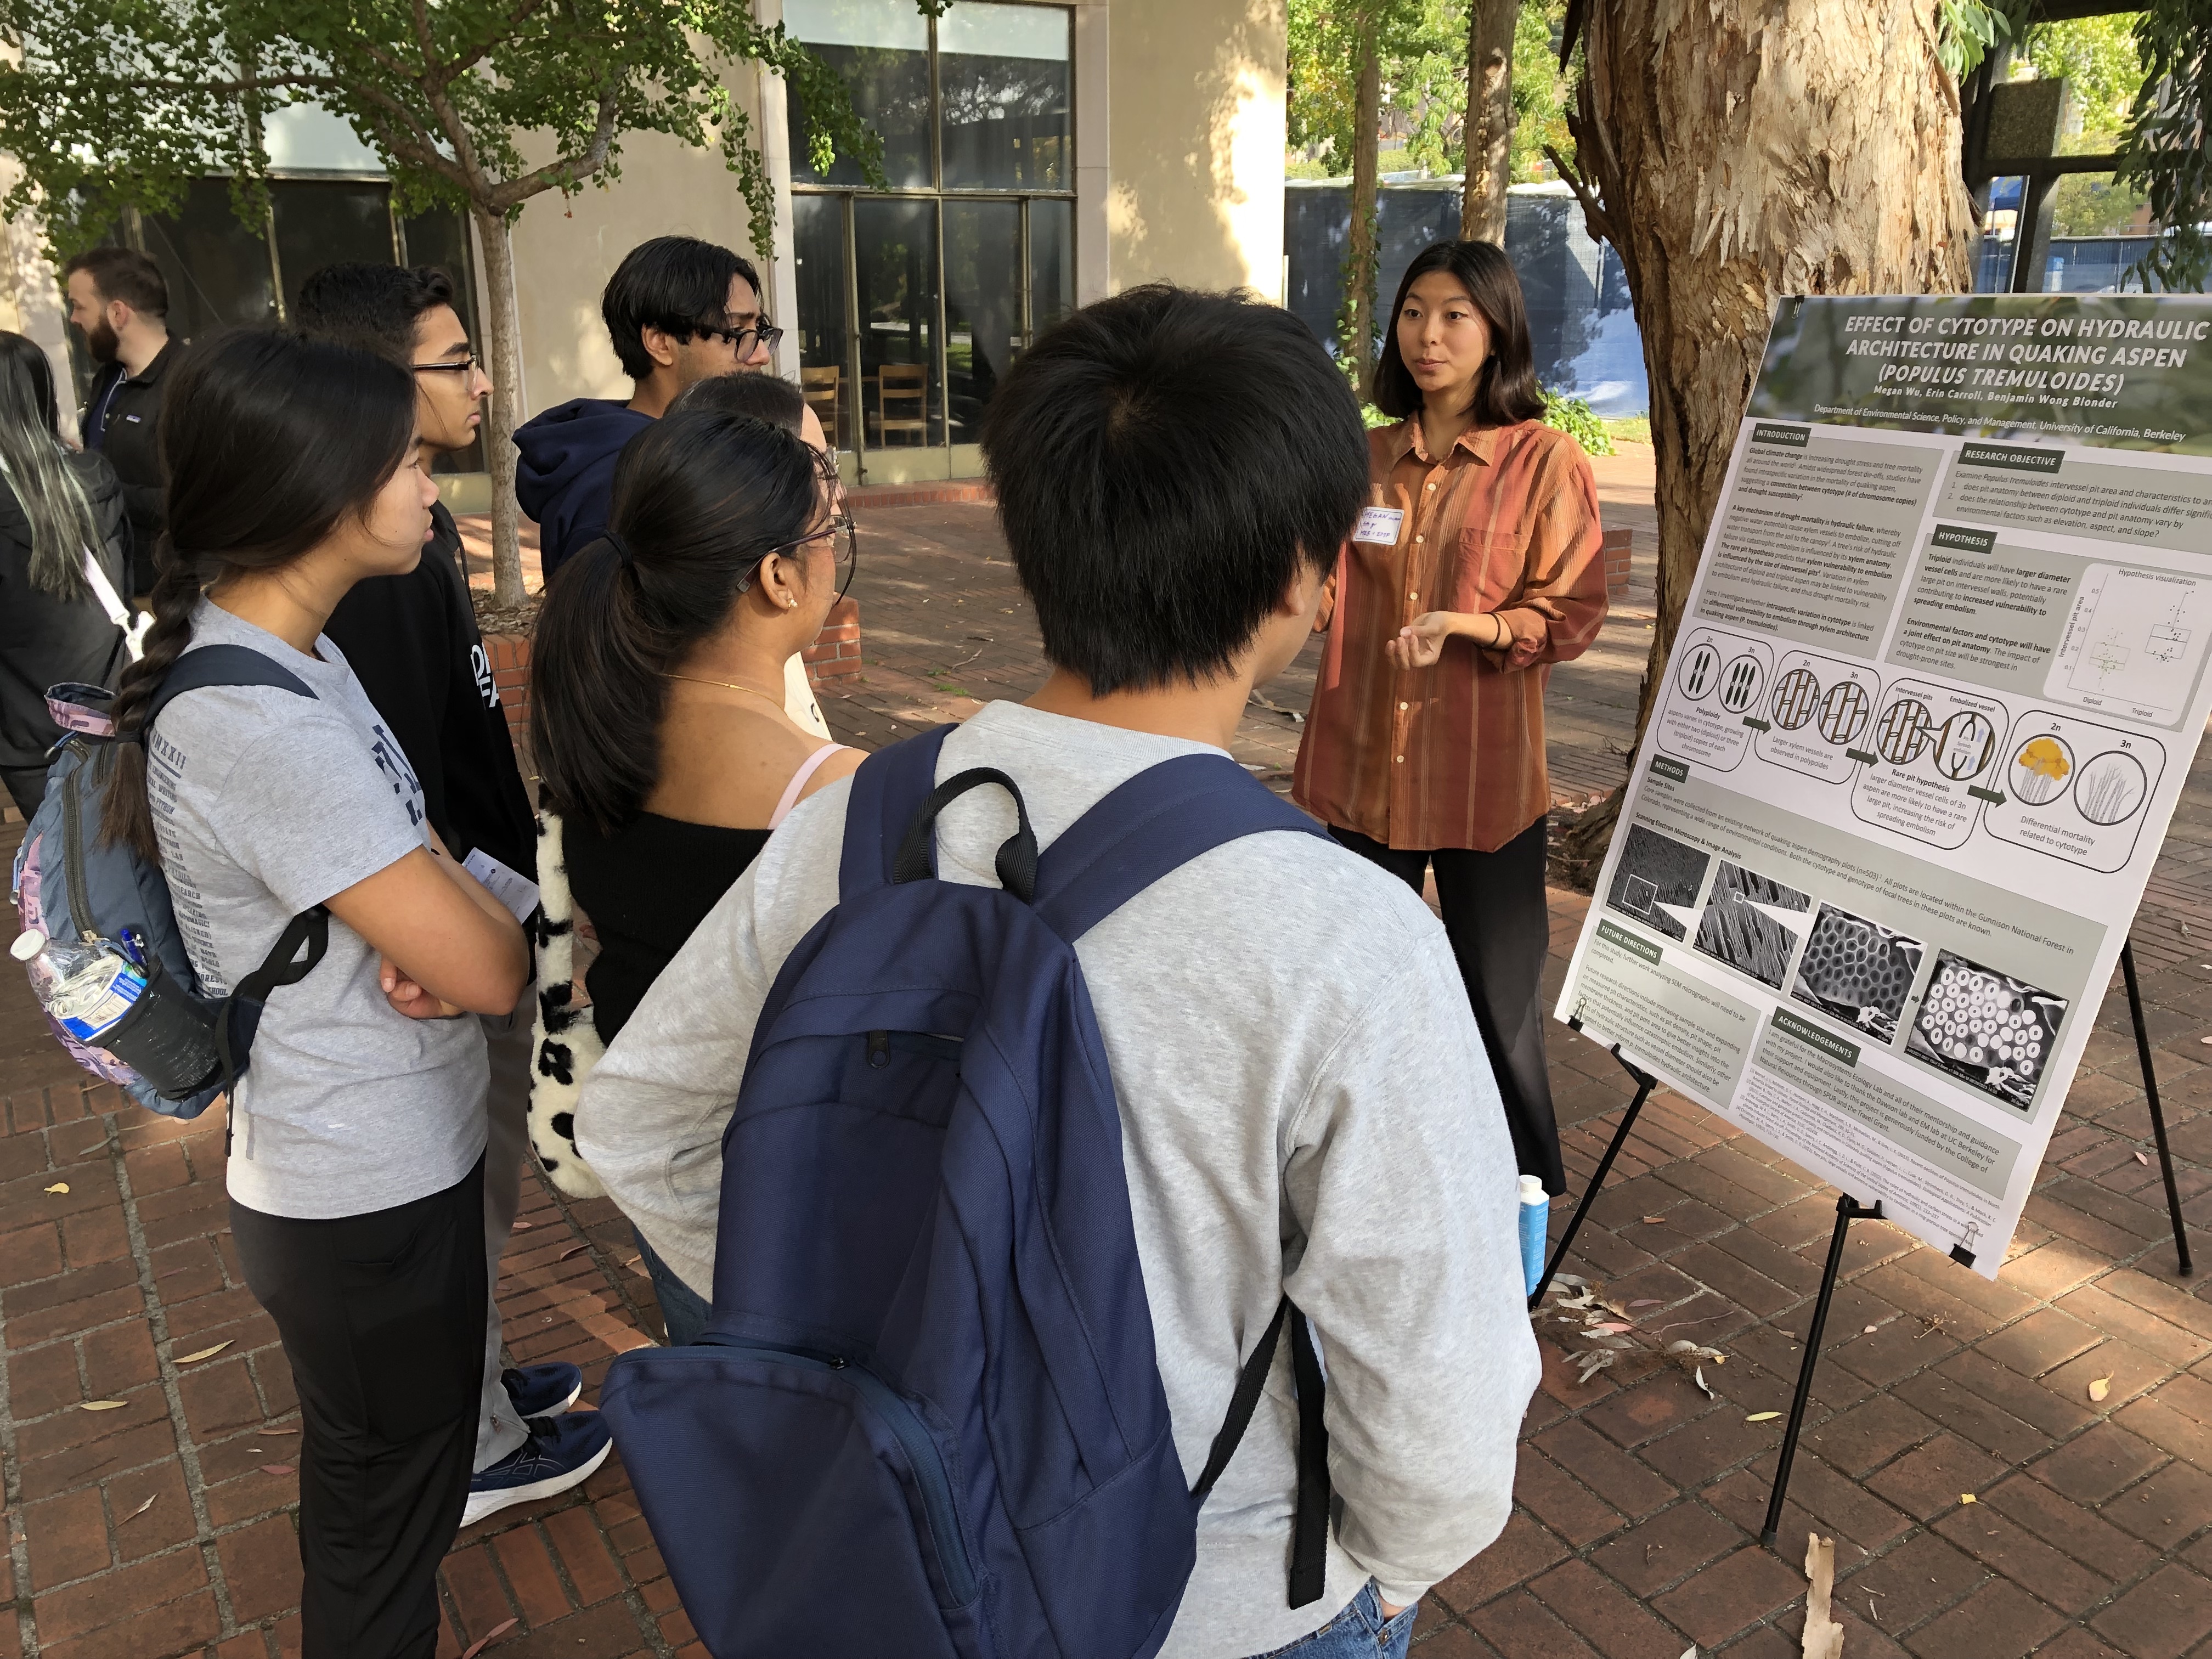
230, 1156, 487, 1658
2, 764, 46, 819
1330, 817, 1565, 1194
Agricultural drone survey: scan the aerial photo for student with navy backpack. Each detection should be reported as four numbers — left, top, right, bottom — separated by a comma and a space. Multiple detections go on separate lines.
98, 330, 532, 1657
581, 285, 1541, 1659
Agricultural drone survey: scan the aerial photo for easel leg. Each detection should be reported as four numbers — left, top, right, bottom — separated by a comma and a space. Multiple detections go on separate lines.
1527, 1050, 1657, 1310
1762, 1194, 1883, 1550
2120, 941, 2194, 1278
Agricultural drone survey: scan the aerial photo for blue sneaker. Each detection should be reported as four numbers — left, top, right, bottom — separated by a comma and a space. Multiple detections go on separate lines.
464, 1412, 613, 1526
501, 1362, 584, 1418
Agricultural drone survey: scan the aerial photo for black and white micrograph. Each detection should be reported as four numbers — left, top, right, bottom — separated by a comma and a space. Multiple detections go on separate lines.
1791, 905, 1925, 1044
1905, 950, 2067, 1113
1605, 825, 1711, 941
1692, 862, 1813, 989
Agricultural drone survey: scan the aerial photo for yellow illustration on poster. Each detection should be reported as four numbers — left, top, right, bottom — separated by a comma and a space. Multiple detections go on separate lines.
1556, 292, 2212, 1278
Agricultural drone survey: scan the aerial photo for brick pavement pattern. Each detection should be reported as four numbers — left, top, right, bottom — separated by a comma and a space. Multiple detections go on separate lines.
2, 456, 2208, 1658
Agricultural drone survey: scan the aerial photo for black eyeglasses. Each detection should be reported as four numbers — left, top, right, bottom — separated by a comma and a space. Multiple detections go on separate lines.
694, 320, 785, 357
411, 353, 481, 376
759, 512, 859, 603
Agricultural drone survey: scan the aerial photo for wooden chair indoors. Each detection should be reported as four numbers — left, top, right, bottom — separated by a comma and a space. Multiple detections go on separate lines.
800, 366, 841, 447
875, 363, 929, 446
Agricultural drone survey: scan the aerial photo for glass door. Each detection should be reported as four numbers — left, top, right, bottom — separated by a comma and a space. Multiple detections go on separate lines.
943, 199, 1021, 447
854, 197, 942, 475
793, 194, 856, 455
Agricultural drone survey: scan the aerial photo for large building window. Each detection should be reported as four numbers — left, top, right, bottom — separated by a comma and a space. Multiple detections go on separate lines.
71, 179, 484, 473
786, 0, 1074, 480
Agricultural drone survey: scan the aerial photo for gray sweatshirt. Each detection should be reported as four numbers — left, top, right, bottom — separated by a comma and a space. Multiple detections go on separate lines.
578, 701, 1540, 1658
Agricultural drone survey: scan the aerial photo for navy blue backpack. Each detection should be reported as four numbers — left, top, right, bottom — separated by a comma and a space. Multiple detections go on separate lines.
600, 726, 1335, 1659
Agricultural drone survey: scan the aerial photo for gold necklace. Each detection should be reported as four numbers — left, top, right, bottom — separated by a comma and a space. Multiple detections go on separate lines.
665, 672, 783, 707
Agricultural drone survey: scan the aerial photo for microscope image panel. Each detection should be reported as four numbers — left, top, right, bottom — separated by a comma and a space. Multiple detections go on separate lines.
1605, 825, 1711, 941
1905, 950, 2067, 1114
1790, 905, 1925, 1045
1694, 862, 1813, 990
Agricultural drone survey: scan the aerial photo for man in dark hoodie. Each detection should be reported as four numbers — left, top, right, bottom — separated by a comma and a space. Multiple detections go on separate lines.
514, 235, 774, 580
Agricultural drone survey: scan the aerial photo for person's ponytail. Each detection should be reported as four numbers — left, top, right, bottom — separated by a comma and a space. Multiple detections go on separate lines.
530, 409, 823, 834
96, 328, 414, 861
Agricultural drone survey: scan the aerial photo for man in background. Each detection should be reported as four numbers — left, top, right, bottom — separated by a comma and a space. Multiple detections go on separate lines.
297, 262, 614, 1526
63, 247, 177, 596
515, 235, 774, 580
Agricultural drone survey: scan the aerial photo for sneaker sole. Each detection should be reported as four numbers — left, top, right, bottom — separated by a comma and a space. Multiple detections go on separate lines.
461, 1436, 613, 1528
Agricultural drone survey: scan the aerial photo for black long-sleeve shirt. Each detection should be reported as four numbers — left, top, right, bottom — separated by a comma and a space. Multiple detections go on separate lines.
81, 338, 180, 595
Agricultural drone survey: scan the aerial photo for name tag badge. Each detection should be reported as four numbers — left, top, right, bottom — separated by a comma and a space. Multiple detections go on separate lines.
463, 848, 542, 923
1353, 506, 1405, 545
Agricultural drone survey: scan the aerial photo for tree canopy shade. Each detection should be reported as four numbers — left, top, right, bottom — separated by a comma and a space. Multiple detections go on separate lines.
0, 0, 890, 606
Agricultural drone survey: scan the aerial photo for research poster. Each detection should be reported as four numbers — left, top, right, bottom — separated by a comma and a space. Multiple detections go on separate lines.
1556, 292, 2212, 1277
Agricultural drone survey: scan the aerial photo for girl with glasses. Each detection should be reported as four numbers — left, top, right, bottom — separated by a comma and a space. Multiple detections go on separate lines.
525, 389, 857, 1343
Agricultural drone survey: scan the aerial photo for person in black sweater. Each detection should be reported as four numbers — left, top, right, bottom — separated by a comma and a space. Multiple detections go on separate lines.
0, 331, 132, 816
64, 247, 180, 597
295, 263, 610, 1528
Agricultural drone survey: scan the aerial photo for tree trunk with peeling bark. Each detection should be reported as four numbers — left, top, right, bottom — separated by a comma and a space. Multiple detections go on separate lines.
1555, 0, 1974, 744
1459, 0, 1517, 245
471, 206, 529, 611
1348, 34, 1384, 393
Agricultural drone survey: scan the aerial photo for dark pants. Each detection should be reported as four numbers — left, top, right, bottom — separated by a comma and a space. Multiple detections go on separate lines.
231, 1157, 488, 1659
1330, 817, 1565, 1194
2, 764, 46, 819
636, 1224, 711, 1347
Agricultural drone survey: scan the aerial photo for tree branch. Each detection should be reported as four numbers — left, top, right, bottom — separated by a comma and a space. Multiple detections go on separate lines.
486, 87, 619, 211
1544, 143, 1615, 245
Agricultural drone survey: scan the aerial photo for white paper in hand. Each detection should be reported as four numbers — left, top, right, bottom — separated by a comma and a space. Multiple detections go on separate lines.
463, 848, 541, 923
1353, 506, 1405, 545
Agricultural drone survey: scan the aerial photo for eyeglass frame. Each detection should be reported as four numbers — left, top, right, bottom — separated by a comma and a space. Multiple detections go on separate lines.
749, 511, 858, 605
665, 318, 785, 359
411, 353, 483, 377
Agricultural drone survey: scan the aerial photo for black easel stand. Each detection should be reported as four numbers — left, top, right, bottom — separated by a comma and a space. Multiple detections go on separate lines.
1760, 1194, 1883, 1548
1527, 1044, 1657, 1311
2119, 940, 2194, 1279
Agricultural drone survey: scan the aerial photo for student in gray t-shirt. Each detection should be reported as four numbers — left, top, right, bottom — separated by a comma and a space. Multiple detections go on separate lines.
97, 331, 549, 1659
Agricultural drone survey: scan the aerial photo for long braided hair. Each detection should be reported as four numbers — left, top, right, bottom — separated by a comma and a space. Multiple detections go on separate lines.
100, 329, 415, 860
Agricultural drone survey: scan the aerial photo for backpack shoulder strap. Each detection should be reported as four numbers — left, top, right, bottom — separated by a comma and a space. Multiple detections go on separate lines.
839, 724, 955, 899
144, 643, 317, 737
1190, 1298, 1331, 1609
1031, 753, 1327, 943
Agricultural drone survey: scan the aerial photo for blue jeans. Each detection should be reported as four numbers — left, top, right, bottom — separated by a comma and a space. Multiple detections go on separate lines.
1243, 1583, 1417, 1659
635, 1226, 712, 1348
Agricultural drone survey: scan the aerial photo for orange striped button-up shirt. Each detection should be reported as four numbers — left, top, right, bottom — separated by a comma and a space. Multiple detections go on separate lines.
1293, 416, 1607, 853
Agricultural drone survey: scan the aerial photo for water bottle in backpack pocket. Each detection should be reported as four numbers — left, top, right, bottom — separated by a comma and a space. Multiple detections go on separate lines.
600, 729, 1333, 1659
9, 656, 330, 1118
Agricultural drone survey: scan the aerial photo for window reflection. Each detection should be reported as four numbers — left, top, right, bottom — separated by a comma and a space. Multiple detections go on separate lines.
138, 179, 277, 341
855, 198, 941, 449
785, 0, 932, 189
1029, 198, 1075, 336
944, 200, 1022, 442
794, 195, 856, 452
939, 2, 1071, 190
272, 182, 397, 319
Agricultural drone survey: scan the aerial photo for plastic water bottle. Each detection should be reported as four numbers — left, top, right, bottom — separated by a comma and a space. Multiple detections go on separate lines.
12, 929, 144, 1043
1519, 1174, 1551, 1297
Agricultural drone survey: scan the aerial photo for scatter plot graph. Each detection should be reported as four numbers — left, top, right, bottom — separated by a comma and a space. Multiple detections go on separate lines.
1819, 681, 1871, 746
2053, 564, 2212, 723
2009, 735, 2073, 806
1905, 950, 2067, 1112
1933, 711, 1996, 781
2074, 750, 2148, 826
1791, 905, 1925, 1044
1875, 698, 1932, 765
1771, 667, 1821, 731
1677, 642, 1721, 701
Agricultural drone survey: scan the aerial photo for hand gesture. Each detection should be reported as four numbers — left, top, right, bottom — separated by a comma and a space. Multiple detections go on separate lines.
380, 955, 464, 1020
1385, 612, 1454, 671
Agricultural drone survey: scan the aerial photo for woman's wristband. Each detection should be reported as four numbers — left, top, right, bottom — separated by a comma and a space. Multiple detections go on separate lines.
1473, 612, 1509, 650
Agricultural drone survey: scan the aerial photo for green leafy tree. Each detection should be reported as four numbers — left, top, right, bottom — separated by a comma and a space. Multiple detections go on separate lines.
0, 0, 884, 605
2115, 0, 2210, 291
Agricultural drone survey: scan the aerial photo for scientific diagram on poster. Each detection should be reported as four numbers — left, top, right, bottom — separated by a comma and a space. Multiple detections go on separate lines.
1557, 291, 2212, 1277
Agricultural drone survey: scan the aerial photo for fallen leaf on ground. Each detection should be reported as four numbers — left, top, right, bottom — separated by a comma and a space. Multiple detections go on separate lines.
557, 1242, 591, 1261
259, 1464, 295, 1476
260, 1426, 298, 1434
1746, 1411, 1781, 1422
1588, 1322, 1634, 1335
175, 1341, 230, 1364
43, 1182, 68, 1194
1864, 1325, 1878, 1334
1641, 1215, 1667, 1224
1801, 1533, 1843, 1659
2134, 1151, 2151, 1166
459, 1617, 520, 1659
2089, 1376, 2112, 1402
122, 1493, 157, 1522
79, 1400, 126, 1411
1959, 1493, 1977, 1504
1693, 1366, 1714, 1400
511, 1220, 533, 1230
1630, 1299, 1663, 1308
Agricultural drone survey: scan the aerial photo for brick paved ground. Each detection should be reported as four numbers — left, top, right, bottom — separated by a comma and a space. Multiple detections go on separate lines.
3, 447, 2208, 1658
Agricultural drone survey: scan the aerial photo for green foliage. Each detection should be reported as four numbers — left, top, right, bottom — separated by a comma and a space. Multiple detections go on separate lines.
1542, 390, 1611, 455
1937, 0, 2013, 82
2117, 0, 2211, 292
0, 0, 887, 254
1286, 0, 1574, 185
1601, 414, 1650, 446
2023, 11, 2147, 148
1359, 402, 1396, 428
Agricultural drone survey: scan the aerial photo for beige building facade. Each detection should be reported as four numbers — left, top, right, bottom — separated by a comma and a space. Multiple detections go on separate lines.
4, 0, 1288, 490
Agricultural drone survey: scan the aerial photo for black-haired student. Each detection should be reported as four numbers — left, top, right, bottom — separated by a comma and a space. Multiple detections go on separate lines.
295, 262, 611, 1527
105, 329, 531, 1656
515, 236, 778, 579
580, 286, 1540, 1659
1293, 239, 1607, 1199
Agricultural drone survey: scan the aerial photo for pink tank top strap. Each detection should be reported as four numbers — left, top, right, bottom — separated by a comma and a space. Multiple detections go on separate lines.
768, 743, 853, 830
